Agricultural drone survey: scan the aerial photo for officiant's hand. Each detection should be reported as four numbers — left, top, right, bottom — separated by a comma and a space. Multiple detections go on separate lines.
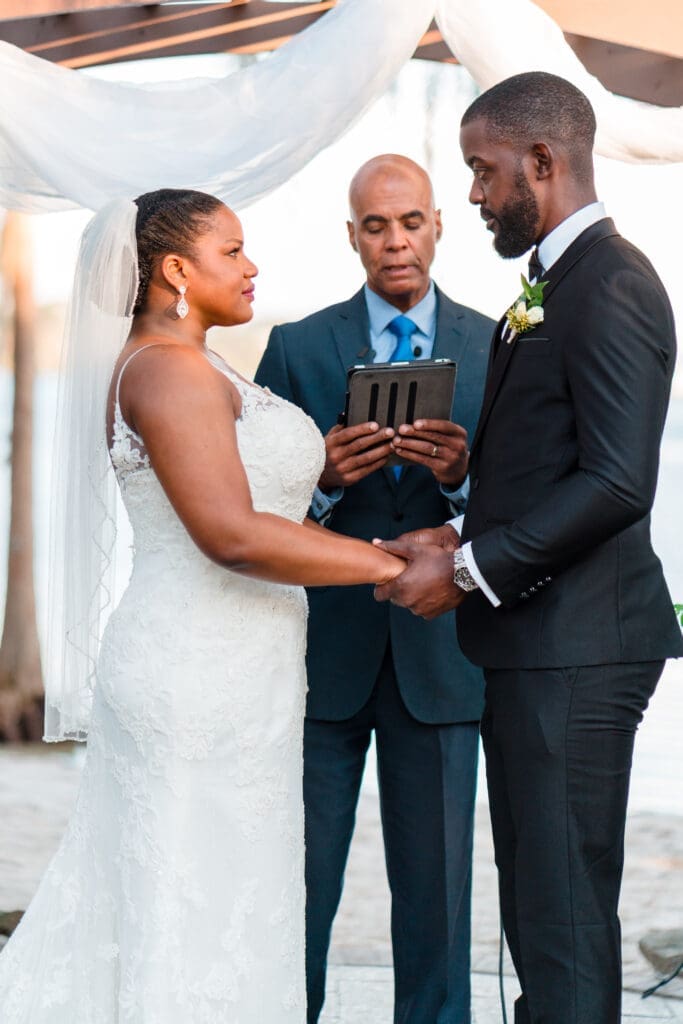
372, 539, 466, 619
390, 419, 469, 488
319, 422, 395, 490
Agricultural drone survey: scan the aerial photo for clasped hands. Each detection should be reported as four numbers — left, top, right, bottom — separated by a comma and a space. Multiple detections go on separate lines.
373, 524, 467, 620
318, 417, 471, 619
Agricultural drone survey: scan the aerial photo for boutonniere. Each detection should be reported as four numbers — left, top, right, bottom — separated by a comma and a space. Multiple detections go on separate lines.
505, 275, 548, 343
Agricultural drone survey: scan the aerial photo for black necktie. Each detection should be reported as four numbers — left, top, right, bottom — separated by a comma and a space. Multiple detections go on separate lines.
527, 247, 544, 282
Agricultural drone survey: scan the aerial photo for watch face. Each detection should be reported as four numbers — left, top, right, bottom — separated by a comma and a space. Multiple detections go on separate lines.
455, 567, 477, 592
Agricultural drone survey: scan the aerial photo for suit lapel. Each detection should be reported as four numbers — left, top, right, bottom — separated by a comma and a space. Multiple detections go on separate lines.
470, 218, 619, 455
329, 289, 399, 493
399, 288, 473, 497
331, 288, 371, 377
539, 217, 619, 305
468, 313, 512, 453
432, 287, 473, 367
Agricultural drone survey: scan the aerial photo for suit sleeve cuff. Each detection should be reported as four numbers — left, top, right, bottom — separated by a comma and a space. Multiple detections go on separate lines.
440, 475, 470, 516
462, 541, 502, 608
310, 485, 344, 525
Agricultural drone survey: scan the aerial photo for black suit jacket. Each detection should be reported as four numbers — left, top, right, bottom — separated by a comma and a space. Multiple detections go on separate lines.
458, 218, 683, 668
256, 286, 494, 722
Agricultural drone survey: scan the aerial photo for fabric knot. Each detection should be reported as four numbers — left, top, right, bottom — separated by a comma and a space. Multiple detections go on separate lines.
527, 247, 545, 282
387, 315, 418, 362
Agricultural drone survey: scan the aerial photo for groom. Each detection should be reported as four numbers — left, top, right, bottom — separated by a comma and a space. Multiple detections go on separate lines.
376, 73, 683, 1023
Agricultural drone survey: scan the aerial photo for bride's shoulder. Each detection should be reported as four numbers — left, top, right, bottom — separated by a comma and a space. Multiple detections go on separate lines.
118, 341, 216, 387
117, 340, 240, 424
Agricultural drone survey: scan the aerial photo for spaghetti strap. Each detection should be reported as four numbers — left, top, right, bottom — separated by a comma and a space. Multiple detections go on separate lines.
115, 344, 158, 407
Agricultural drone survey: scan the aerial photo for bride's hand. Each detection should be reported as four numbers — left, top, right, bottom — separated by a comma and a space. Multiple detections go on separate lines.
377, 551, 408, 585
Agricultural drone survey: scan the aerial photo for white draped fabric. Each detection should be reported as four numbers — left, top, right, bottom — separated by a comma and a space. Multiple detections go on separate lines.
435, 0, 683, 165
0, 0, 434, 213
0, 0, 681, 214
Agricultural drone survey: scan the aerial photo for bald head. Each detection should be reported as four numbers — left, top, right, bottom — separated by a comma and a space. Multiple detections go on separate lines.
347, 155, 442, 313
349, 155, 435, 216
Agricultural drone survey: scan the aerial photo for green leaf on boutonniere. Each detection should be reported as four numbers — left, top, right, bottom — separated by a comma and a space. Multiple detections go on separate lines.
520, 274, 548, 309
507, 277, 548, 336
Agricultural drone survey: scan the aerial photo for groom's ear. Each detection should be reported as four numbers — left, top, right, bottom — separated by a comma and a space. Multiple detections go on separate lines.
530, 142, 554, 181
347, 220, 358, 252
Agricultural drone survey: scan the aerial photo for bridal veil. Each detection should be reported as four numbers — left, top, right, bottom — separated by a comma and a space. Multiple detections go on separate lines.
44, 199, 138, 741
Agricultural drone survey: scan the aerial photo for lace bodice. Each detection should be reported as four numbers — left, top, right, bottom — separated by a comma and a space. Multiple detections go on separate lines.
110, 348, 325, 562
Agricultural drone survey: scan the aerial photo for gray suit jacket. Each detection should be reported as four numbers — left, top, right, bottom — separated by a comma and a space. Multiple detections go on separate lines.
256, 286, 494, 722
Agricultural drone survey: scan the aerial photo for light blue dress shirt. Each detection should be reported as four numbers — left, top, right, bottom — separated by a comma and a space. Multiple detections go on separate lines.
365, 281, 437, 361
310, 282, 469, 523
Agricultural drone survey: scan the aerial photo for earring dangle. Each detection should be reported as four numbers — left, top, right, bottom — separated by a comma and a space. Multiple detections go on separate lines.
176, 285, 189, 320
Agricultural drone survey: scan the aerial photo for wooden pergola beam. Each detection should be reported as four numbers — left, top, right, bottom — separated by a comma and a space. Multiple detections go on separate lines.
0, 0, 680, 106
0, 0, 141, 13
0, 2, 331, 66
534, 0, 682, 61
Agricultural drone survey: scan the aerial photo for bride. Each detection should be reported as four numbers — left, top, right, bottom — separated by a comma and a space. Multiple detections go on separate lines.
0, 189, 404, 1022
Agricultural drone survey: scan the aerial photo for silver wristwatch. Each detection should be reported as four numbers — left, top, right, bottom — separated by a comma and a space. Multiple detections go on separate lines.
453, 549, 479, 592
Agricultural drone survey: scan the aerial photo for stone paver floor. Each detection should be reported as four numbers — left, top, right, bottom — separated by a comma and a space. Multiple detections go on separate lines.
1, 662, 681, 1021
321, 967, 683, 1023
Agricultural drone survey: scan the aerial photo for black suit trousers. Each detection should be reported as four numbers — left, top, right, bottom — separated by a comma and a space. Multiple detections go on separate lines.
303, 647, 479, 1024
481, 660, 663, 1024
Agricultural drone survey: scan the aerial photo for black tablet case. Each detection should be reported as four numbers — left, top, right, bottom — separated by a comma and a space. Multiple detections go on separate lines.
342, 359, 457, 465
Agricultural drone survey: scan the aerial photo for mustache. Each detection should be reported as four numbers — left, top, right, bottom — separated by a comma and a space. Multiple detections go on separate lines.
480, 207, 496, 221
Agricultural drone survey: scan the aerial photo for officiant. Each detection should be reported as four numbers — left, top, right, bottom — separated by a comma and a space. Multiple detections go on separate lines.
256, 154, 494, 1024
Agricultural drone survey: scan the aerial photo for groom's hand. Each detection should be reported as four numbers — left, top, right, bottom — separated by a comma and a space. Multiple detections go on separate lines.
373, 539, 467, 619
394, 524, 460, 551
391, 419, 469, 488
319, 422, 394, 490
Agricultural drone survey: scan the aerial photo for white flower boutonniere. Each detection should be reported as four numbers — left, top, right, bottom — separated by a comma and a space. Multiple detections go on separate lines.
505, 275, 548, 343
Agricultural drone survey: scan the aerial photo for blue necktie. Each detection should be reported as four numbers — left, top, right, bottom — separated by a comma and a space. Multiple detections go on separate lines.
387, 315, 418, 479
388, 315, 417, 362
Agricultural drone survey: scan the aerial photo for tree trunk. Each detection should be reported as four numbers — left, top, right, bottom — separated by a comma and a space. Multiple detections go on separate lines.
0, 212, 44, 741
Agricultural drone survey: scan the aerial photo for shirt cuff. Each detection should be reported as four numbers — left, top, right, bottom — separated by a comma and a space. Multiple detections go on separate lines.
440, 475, 469, 515
461, 542, 502, 608
309, 485, 344, 525
447, 514, 465, 536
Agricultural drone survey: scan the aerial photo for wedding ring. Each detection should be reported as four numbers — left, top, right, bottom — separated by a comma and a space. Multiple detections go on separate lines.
431, 444, 439, 458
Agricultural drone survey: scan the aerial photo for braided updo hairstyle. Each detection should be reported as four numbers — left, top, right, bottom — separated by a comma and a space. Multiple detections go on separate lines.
133, 188, 224, 314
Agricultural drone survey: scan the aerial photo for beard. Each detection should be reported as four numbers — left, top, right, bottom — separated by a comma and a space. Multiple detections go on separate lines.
487, 170, 540, 259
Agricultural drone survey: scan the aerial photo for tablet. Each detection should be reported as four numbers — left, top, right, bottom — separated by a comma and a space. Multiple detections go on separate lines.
341, 358, 457, 464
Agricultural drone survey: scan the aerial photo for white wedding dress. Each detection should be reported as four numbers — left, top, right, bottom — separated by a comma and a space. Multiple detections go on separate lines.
0, 350, 325, 1023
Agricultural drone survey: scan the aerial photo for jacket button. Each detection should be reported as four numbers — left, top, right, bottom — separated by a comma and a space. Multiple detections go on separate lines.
545, 576, 552, 582
520, 591, 529, 599
393, 512, 404, 522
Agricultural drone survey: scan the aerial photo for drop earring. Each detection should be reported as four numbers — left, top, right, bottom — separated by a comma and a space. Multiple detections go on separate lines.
176, 285, 189, 319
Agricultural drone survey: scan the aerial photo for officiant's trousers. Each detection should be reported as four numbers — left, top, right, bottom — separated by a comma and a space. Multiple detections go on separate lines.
482, 660, 664, 1024
303, 646, 479, 1024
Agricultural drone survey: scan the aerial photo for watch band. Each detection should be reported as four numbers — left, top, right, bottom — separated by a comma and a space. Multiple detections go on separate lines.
453, 548, 479, 592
